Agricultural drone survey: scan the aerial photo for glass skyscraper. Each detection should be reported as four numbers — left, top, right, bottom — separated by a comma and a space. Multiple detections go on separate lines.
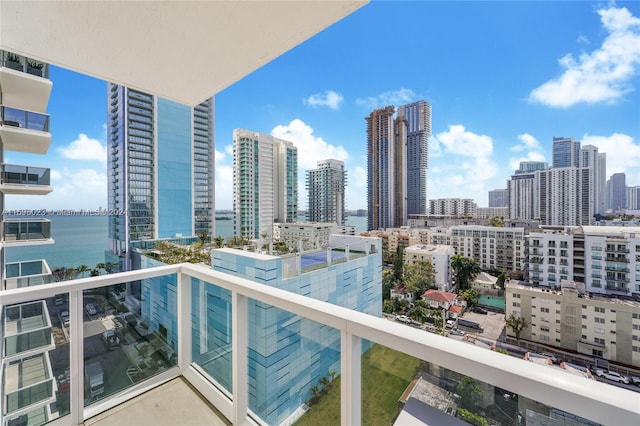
306, 159, 347, 225
232, 129, 298, 240
552, 136, 580, 168
366, 101, 431, 231
107, 84, 214, 271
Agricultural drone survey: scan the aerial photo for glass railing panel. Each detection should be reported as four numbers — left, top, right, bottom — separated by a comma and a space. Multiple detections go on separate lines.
360, 341, 606, 426
3, 301, 52, 357
1, 164, 51, 186
190, 277, 233, 393
82, 277, 178, 407
0, 106, 49, 132
252, 302, 340, 426
3, 220, 51, 241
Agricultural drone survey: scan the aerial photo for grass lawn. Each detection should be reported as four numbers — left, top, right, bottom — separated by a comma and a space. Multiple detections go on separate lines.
295, 344, 420, 426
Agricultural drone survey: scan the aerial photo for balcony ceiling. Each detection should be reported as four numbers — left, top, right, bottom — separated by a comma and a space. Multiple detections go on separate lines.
0, 1, 367, 106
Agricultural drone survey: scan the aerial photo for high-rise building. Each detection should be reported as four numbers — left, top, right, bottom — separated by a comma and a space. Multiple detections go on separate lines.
107, 84, 215, 271
579, 145, 606, 215
398, 101, 431, 217
552, 136, 580, 168
488, 189, 508, 207
366, 101, 430, 230
607, 172, 626, 213
627, 185, 640, 210
306, 159, 347, 225
429, 198, 477, 216
515, 161, 548, 174
233, 129, 298, 240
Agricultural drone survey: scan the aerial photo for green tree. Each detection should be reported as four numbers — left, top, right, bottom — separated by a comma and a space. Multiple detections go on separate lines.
488, 216, 504, 227
505, 313, 529, 340
77, 264, 90, 278
461, 288, 479, 306
409, 305, 427, 322
52, 267, 78, 282
382, 269, 395, 301
497, 268, 507, 290
392, 246, 404, 282
457, 377, 483, 411
213, 236, 224, 248
404, 260, 435, 298
382, 299, 396, 314
104, 262, 118, 274
451, 255, 481, 291
95, 262, 106, 275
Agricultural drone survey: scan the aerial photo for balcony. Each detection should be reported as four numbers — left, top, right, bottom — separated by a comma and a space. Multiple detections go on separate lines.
4, 259, 52, 290
0, 54, 51, 113
605, 255, 629, 263
0, 106, 51, 154
0, 164, 52, 195
2, 219, 53, 246
2, 352, 55, 417
2, 301, 54, 360
0, 264, 636, 426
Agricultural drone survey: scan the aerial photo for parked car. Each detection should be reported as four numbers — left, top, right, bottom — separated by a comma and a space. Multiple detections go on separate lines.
445, 319, 456, 329
396, 315, 411, 324
595, 369, 630, 384
631, 376, 640, 387
472, 306, 488, 315
102, 329, 120, 349
85, 303, 97, 316
60, 311, 70, 328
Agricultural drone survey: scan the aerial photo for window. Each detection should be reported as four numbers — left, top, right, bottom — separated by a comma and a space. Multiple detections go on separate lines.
594, 338, 605, 345
610, 330, 616, 334
541, 307, 550, 313
595, 317, 605, 324
595, 307, 605, 313
540, 335, 550, 341
582, 315, 587, 319
541, 326, 550, 332
594, 327, 605, 334
633, 346, 640, 353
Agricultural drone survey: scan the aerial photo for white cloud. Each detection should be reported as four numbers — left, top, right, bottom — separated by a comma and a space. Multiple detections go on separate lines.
529, 5, 640, 107
224, 144, 233, 156
346, 166, 367, 210
436, 124, 493, 157
355, 88, 419, 109
303, 90, 344, 110
510, 133, 541, 152
428, 125, 498, 203
56, 134, 107, 162
576, 34, 590, 45
11, 167, 107, 209
271, 119, 349, 210
508, 151, 547, 172
582, 132, 640, 183
215, 149, 225, 162
215, 165, 234, 210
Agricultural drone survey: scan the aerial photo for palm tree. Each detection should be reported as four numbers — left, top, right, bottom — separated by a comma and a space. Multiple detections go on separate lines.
505, 313, 529, 340
213, 236, 224, 248
95, 262, 106, 276
198, 230, 209, 244
104, 262, 118, 274
77, 264, 90, 278
451, 254, 481, 291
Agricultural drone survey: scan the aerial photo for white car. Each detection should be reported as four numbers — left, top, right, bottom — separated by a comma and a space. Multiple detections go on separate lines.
396, 315, 411, 324
85, 303, 97, 316
60, 311, 70, 328
595, 369, 629, 384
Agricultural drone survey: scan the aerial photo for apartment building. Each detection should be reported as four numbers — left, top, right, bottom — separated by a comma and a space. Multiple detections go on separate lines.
441, 226, 526, 272
488, 189, 508, 207
0, 50, 57, 424
429, 198, 477, 217
526, 226, 639, 297
506, 280, 640, 367
107, 85, 215, 271
272, 222, 336, 251
364, 227, 428, 255
233, 129, 298, 240
404, 244, 455, 291
306, 159, 347, 225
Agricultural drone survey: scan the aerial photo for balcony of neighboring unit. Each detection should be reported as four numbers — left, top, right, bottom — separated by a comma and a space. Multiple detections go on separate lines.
605, 246, 629, 254
0, 53, 51, 113
605, 255, 629, 263
0, 164, 52, 195
606, 283, 629, 293
2, 219, 53, 246
604, 264, 629, 273
2, 352, 55, 417
4, 259, 52, 290
0, 106, 51, 154
2, 301, 54, 361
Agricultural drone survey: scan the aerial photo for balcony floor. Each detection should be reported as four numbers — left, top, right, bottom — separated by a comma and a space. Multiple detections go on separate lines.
84, 378, 230, 426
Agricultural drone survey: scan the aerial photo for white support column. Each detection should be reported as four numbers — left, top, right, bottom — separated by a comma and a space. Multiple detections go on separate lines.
232, 291, 248, 425
177, 271, 191, 372
340, 330, 361, 426
327, 247, 332, 266
69, 288, 84, 424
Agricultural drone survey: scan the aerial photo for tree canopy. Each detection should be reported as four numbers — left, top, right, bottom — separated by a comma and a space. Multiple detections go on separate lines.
404, 260, 436, 298
451, 254, 481, 291
505, 313, 529, 340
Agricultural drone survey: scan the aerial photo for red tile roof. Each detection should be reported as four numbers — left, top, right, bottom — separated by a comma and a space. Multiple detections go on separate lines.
421, 289, 457, 303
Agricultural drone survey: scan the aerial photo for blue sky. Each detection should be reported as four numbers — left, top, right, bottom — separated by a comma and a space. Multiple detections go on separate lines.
9, 1, 640, 211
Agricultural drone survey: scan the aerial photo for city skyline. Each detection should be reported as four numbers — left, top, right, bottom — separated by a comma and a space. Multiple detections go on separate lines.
5, 1, 639, 211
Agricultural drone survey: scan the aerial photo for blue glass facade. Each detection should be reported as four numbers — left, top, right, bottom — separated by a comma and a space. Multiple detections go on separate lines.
157, 98, 193, 238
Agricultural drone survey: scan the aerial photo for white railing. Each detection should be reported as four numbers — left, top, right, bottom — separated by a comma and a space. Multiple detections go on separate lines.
0, 263, 638, 426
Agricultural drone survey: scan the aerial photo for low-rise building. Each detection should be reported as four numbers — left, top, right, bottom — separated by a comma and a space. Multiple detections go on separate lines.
404, 244, 455, 291
421, 289, 463, 319
272, 221, 336, 251
506, 280, 640, 367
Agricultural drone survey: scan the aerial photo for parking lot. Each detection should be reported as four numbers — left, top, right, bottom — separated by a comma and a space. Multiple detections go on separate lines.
457, 309, 506, 341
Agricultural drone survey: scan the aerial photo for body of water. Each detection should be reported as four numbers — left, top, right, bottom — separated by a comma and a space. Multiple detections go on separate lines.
4, 214, 370, 271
